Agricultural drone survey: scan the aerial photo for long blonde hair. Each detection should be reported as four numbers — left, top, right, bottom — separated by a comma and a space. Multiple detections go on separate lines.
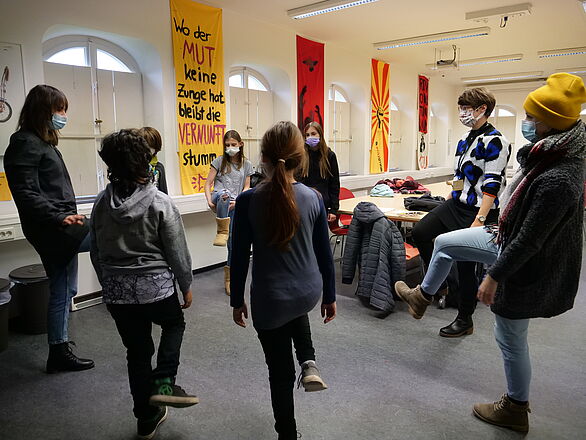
299, 121, 331, 179
260, 121, 304, 250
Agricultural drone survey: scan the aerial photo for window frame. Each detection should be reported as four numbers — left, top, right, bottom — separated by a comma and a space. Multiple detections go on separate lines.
229, 66, 270, 92
43, 35, 139, 73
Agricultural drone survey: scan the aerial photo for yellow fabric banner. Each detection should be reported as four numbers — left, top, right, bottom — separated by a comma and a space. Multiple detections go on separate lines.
370, 59, 390, 174
0, 172, 12, 201
170, 0, 225, 194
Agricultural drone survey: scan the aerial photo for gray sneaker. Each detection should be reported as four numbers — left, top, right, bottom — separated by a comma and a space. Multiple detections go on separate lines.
394, 281, 431, 319
298, 361, 328, 392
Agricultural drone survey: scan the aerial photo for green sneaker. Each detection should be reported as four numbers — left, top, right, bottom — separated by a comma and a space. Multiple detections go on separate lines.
149, 378, 199, 408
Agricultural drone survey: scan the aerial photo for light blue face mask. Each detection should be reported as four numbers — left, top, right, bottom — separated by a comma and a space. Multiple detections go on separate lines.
521, 119, 539, 143
50, 113, 67, 130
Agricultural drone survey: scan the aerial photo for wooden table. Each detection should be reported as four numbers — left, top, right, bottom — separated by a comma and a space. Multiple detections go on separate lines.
338, 182, 451, 223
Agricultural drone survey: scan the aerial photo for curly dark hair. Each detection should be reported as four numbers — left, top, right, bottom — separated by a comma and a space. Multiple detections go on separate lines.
99, 129, 152, 197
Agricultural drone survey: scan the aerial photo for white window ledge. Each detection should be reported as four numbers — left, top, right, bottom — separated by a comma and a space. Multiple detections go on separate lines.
0, 167, 453, 242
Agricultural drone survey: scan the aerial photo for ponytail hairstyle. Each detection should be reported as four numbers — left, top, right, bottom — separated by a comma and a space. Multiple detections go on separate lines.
299, 121, 331, 179
18, 84, 68, 146
260, 121, 305, 250
99, 129, 152, 198
219, 129, 245, 175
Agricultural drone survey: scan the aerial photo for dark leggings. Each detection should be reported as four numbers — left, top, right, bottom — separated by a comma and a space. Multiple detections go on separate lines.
256, 314, 315, 438
108, 293, 186, 420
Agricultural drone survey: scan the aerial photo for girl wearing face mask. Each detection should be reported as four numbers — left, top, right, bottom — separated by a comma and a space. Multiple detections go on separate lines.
4, 85, 94, 373
409, 88, 511, 339
204, 129, 253, 294
298, 122, 340, 223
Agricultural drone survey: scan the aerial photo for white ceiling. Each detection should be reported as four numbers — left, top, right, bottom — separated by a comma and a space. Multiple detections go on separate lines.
213, 0, 586, 85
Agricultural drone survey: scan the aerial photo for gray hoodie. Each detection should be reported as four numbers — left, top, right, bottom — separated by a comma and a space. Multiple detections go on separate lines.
90, 183, 192, 295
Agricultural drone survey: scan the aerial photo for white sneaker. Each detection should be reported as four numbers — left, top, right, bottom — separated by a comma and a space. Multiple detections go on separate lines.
298, 361, 328, 392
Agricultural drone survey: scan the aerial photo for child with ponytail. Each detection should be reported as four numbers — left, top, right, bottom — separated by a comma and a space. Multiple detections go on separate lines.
230, 121, 336, 440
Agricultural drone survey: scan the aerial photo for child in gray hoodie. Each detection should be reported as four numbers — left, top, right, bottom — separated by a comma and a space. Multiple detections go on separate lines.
90, 129, 197, 440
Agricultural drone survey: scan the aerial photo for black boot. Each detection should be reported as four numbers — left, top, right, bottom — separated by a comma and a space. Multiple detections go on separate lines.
46, 342, 95, 373
439, 315, 473, 338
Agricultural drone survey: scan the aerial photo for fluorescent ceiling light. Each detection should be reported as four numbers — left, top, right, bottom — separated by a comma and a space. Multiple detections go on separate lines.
374, 27, 490, 50
287, 0, 379, 19
538, 47, 586, 58
461, 71, 544, 83
426, 53, 523, 69
555, 67, 586, 75
460, 54, 524, 66
465, 3, 531, 22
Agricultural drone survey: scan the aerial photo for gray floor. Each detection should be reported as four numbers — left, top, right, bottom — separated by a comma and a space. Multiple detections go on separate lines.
1, 253, 585, 440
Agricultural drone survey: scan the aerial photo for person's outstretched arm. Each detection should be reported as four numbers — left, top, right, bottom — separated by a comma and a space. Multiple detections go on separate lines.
312, 197, 336, 323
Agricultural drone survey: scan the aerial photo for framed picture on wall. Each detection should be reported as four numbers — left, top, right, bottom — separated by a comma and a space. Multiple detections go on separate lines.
0, 42, 26, 156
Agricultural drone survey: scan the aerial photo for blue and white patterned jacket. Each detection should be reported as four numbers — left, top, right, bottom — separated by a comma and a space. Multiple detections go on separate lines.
452, 122, 511, 208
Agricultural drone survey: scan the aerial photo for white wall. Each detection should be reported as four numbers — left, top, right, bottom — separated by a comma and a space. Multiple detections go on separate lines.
388, 66, 459, 171
0, 0, 459, 296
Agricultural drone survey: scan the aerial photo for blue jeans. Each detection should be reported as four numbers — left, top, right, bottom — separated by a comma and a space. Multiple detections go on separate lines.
212, 190, 234, 265
494, 314, 531, 402
44, 234, 90, 345
421, 227, 499, 295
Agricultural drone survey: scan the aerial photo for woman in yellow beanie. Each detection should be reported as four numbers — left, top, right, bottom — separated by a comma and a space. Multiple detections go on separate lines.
473, 72, 586, 432
396, 72, 584, 432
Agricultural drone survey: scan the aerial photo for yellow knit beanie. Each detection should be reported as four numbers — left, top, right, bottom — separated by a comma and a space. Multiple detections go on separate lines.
524, 73, 586, 130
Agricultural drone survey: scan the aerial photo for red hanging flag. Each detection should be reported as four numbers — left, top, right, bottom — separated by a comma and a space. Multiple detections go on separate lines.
296, 36, 324, 130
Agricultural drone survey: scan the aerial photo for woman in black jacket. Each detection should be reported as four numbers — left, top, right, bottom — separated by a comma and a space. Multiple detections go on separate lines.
4, 85, 94, 373
298, 122, 340, 222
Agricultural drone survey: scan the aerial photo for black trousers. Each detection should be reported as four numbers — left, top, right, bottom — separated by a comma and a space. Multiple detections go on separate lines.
107, 293, 186, 420
256, 314, 316, 438
412, 199, 497, 318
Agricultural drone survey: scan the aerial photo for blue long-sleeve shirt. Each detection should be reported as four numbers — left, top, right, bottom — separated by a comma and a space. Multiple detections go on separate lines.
230, 182, 336, 330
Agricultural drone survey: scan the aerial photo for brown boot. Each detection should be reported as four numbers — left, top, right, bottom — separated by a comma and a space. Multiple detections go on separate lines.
394, 281, 431, 319
213, 217, 230, 246
473, 394, 530, 432
223, 266, 230, 296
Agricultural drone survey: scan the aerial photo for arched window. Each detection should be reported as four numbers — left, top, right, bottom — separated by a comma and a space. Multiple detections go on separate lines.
228, 67, 270, 92
228, 67, 272, 165
44, 36, 138, 72
328, 84, 351, 174
42, 36, 143, 197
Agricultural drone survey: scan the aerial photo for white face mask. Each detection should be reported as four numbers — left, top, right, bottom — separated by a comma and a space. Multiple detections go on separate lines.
459, 109, 478, 127
225, 147, 240, 157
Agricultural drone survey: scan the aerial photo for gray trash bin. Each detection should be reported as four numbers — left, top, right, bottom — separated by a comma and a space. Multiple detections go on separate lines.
9, 264, 50, 335
0, 278, 10, 352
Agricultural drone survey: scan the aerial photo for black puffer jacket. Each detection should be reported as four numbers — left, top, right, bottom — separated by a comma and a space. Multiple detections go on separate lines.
341, 202, 406, 312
